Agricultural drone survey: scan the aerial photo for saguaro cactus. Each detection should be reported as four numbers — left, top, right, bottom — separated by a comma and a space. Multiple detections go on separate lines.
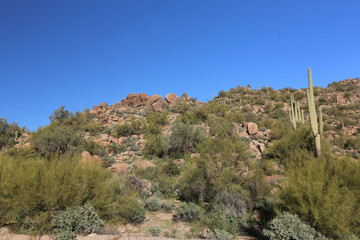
289, 95, 304, 129
306, 68, 323, 157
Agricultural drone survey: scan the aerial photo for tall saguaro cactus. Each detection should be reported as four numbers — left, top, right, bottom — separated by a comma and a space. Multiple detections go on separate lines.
289, 94, 304, 129
306, 68, 323, 157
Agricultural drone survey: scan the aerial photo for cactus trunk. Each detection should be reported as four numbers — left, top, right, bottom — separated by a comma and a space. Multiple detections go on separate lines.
307, 68, 322, 158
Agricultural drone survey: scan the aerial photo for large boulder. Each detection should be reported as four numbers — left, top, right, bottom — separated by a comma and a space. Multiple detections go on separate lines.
139, 93, 150, 102
165, 93, 179, 107
247, 122, 258, 135
145, 95, 162, 106
126, 93, 141, 106
81, 151, 102, 165
152, 100, 163, 112
134, 160, 156, 170
109, 163, 129, 174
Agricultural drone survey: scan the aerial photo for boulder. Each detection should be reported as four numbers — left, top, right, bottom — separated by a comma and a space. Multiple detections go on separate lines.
109, 163, 129, 174
165, 93, 179, 107
139, 93, 150, 102
145, 95, 162, 106
247, 122, 258, 135
99, 102, 109, 108
92, 105, 100, 112
81, 151, 102, 165
134, 160, 156, 170
126, 93, 141, 106
152, 100, 163, 112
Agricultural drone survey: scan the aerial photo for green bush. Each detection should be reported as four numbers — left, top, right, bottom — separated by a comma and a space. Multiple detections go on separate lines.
31, 124, 86, 158
144, 134, 167, 157
148, 226, 162, 237
262, 212, 326, 240
169, 121, 206, 154
173, 202, 202, 222
51, 203, 104, 240
49, 105, 73, 123
112, 119, 144, 137
146, 111, 169, 126
146, 197, 161, 211
0, 118, 26, 149
213, 229, 235, 240
0, 154, 115, 230
279, 154, 360, 238
162, 202, 174, 212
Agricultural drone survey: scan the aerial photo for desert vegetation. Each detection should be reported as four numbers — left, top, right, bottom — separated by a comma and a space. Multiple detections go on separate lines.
0, 75, 360, 239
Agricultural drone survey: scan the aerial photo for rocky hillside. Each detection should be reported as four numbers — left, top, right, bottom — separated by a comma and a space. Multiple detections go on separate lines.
3, 77, 360, 240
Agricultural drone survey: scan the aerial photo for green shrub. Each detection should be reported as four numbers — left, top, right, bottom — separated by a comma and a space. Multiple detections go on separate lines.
144, 134, 167, 157
51, 203, 104, 240
262, 212, 326, 240
146, 111, 169, 126
173, 202, 202, 222
213, 229, 235, 240
0, 118, 26, 149
146, 197, 161, 211
171, 102, 191, 113
0, 154, 116, 230
112, 119, 144, 137
169, 121, 206, 154
162, 202, 174, 212
49, 105, 73, 123
279, 154, 360, 238
148, 226, 162, 237
267, 126, 316, 164
31, 124, 86, 158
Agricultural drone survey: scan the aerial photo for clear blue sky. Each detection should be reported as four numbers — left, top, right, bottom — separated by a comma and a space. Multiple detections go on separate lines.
1, 0, 359, 131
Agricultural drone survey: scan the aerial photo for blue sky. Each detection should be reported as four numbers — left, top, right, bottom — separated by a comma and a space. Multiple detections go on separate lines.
1, 0, 359, 131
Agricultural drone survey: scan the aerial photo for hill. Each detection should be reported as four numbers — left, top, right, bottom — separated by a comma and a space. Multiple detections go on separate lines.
1, 76, 360, 239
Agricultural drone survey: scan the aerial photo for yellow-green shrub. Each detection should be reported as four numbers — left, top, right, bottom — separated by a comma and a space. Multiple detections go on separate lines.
0, 154, 145, 231
279, 153, 360, 238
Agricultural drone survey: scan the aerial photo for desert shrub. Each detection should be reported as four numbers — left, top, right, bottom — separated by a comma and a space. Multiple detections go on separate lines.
224, 110, 244, 123
218, 90, 228, 98
146, 197, 161, 211
203, 207, 245, 236
179, 137, 249, 203
268, 109, 287, 119
193, 105, 209, 122
262, 212, 326, 240
267, 126, 316, 164
0, 154, 116, 230
178, 111, 202, 124
113, 119, 144, 137
0, 118, 26, 149
146, 122, 162, 134
144, 134, 167, 157
31, 124, 86, 158
51, 203, 104, 240
279, 154, 360, 238
49, 105, 73, 123
168, 121, 206, 154
81, 122, 102, 135
268, 121, 293, 140
207, 102, 228, 117
86, 140, 105, 156
162, 202, 174, 212
213, 229, 235, 240
208, 117, 233, 137
147, 111, 169, 126
148, 226, 162, 237
173, 202, 202, 222
171, 102, 191, 113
